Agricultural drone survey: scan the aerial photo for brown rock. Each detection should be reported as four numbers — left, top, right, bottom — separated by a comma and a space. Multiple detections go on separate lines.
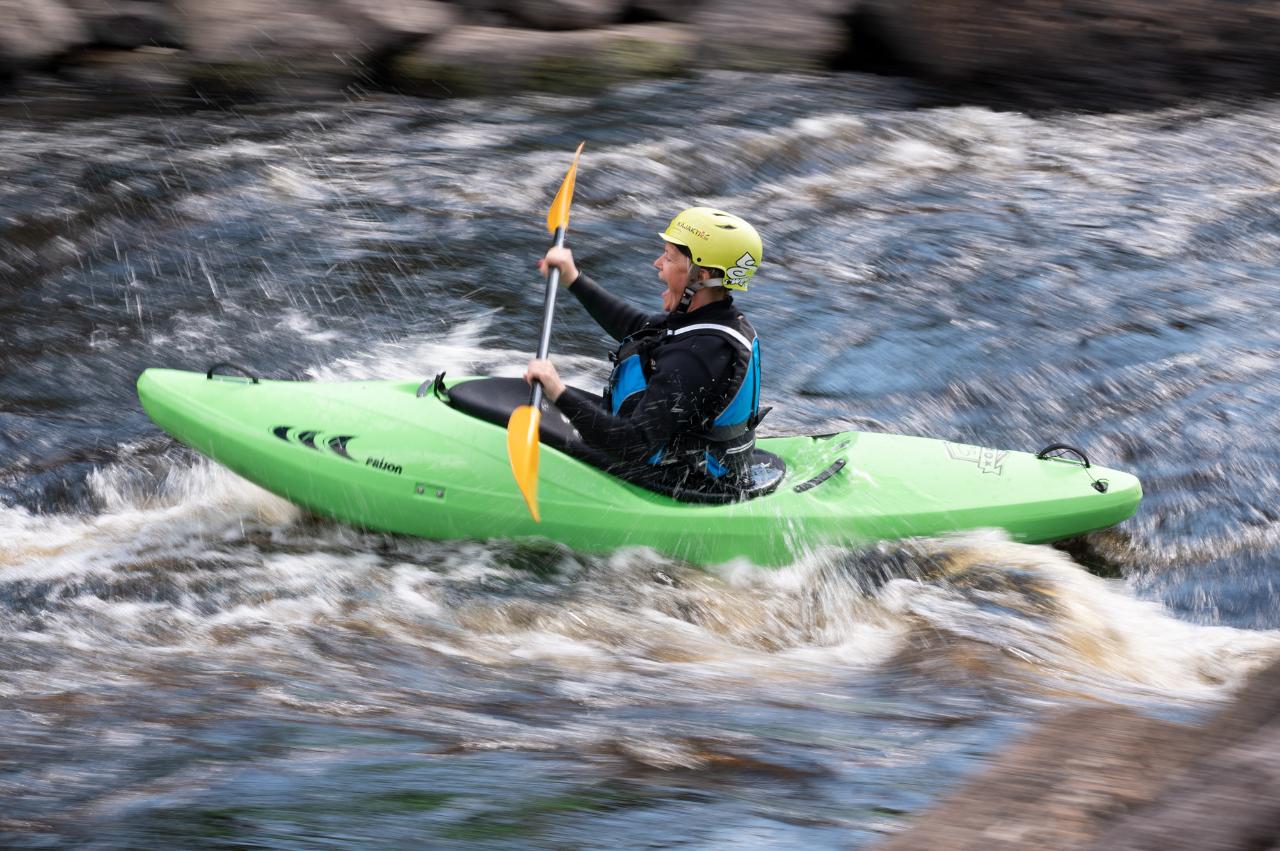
876, 656, 1280, 851
1082, 724, 1280, 850
393, 22, 695, 96
1080, 656, 1280, 851
329, 0, 457, 52
875, 705, 1199, 851
174, 0, 355, 66
175, 0, 455, 63
171, 0, 455, 95
691, 0, 856, 71
0, 0, 88, 68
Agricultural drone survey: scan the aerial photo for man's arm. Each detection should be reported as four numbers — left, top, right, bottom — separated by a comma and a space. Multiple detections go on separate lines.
568, 274, 664, 342
554, 336, 735, 460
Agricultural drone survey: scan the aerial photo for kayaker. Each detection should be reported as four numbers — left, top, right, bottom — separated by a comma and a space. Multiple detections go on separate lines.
524, 207, 764, 498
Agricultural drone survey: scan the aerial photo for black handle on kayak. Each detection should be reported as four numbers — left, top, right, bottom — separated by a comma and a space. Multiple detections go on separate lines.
206, 362, 259, 384
417, 371, 449, 400
1036, 443, 1090, 468
794, 458, 846, 493
1037, 443, 1111, 493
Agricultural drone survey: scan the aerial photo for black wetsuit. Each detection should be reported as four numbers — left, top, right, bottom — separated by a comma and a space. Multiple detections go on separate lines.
553, 273, 760, 496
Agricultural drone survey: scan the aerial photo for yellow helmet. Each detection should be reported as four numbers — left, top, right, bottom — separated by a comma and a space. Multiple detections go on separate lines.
659, 207, 763, 292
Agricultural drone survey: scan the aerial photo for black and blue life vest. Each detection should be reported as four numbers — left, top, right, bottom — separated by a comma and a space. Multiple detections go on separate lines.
603, 312, 762, 484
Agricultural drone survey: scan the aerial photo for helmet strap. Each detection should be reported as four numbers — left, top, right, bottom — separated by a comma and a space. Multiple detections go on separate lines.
674, 264, 706, 314
675, 286, 695, 314
674, 265, 730, 314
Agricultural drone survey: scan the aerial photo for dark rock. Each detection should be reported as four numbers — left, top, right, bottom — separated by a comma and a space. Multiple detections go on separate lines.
831, 2, 915, 76
862, 0, 1280, 107
393, 22, 694, 97
504, 0, 627, 31
622, 0, 706, 25
876, 655, 1280, 850
331, 0, 457, 53
446, 0, 516, 28
58, 47, 188, 95
330, 0, 458, 83
690, 0, 856, 71
62, 0, 180, 50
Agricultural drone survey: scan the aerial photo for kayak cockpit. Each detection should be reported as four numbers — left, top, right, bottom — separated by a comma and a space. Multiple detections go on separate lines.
436, 375, 786, 504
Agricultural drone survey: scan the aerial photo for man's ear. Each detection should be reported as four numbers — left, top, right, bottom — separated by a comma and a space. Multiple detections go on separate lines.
698, 267, 714, 282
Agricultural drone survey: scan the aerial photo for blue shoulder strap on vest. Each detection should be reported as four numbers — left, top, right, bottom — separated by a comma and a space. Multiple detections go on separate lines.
604, 325, 667, 416
608, 353, 647, 415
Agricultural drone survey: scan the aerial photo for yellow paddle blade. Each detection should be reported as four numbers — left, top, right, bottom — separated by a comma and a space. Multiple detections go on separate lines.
507, 404, 542, 523
546, 141, 585, 234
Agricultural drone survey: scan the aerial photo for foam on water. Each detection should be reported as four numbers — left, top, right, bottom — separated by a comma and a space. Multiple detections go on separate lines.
4, 308, 1276, 721
10, 507, 1239, 708
305, 311, 609, 386
11, 437, 1253, 718
872, 532, 1280, 700
0, 456, 298, 580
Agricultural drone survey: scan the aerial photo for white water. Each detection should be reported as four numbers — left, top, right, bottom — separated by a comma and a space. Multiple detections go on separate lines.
7, 74, 1280, 848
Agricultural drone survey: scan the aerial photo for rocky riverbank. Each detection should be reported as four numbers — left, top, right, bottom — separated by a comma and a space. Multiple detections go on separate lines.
2, 0, 1280, 107
878, 654, 1280, 850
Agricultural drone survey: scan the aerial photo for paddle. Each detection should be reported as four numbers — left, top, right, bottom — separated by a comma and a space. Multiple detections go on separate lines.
507, 142, 585, 522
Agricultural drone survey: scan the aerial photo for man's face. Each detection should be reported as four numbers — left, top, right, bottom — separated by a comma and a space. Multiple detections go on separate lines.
653, 242, 691, 312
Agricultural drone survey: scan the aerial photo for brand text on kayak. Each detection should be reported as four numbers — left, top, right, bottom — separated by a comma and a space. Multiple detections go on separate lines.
365, 457, 403, 476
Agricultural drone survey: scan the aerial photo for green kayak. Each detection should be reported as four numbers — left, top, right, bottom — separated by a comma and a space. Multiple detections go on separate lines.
136, 367, 1142, 566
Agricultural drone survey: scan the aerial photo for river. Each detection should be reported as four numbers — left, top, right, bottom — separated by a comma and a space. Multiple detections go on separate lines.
2, 72, 1279, 848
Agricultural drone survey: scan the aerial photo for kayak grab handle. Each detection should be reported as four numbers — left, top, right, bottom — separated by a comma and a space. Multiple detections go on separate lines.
417, 371, 448, 400
206, 362, 259, 384
794, 458, 846, 493
1036, 443, 1110, 493
1036, 443, 1090, 468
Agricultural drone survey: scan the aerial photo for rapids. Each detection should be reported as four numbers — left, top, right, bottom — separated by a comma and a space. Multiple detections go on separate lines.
3, 72, 1280, 847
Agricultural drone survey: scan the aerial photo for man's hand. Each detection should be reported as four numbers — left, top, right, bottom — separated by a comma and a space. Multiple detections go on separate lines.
524, 359, 566, 402
537, 246, 579, 287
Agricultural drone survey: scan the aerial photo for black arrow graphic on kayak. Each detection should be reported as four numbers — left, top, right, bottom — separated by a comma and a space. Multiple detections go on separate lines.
271, 426, 357, 461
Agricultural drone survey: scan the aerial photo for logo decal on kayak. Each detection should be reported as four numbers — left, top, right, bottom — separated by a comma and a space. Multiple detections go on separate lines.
365, 457, 403, 476
271, 425, 357, 461
945, 442, 1007, 476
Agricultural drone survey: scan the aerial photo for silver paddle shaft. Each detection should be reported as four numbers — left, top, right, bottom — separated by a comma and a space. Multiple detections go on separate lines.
529, 225, 567, 409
